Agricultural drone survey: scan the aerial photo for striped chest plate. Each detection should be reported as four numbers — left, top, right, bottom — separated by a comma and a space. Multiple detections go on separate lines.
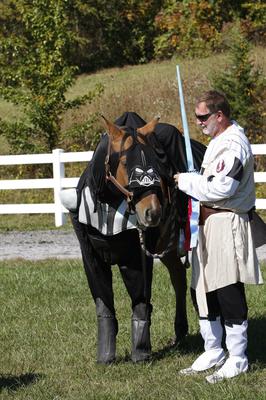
78, 186, 138, 235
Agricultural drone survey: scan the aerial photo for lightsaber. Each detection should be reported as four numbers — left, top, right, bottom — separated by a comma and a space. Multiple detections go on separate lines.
176, 65, 199, 248
176, 65, 195, 172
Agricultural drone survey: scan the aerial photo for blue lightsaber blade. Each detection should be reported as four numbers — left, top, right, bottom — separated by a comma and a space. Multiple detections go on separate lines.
176, 65, 195, 172
176, 65, 199, 248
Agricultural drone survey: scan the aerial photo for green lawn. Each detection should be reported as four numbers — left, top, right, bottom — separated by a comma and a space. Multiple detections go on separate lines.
0, 259, 265, 400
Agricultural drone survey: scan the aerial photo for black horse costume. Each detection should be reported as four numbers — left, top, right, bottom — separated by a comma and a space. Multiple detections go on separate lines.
61, 112, 206, 363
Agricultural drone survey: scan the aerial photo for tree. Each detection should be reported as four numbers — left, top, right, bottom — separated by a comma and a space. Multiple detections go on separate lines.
0, 0, 103, 156
68, 0, 163, 71
241, 1, 266, 44
212, 22, 266, 144
153, 0, 228, 59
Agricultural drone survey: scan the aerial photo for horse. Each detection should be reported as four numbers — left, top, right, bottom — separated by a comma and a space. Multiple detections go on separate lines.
60, 112, 206, 364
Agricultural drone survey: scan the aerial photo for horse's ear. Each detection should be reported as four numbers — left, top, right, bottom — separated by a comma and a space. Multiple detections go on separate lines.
137, 115, 160, 136
101, 114, 122, 139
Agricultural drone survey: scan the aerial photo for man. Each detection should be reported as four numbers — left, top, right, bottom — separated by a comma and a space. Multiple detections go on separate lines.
174, 90, 263, 383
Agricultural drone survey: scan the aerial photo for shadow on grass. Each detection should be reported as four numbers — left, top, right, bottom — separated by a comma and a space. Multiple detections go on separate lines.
102, 334, 203, 365
0, 373, 42, 393
248, 316, 266, 366
83, 317, 266, 367
151, 332, 202, 362
151, 316, 266, 367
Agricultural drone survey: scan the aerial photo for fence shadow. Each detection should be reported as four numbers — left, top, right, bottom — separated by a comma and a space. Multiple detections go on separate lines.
0, 373, 42, 393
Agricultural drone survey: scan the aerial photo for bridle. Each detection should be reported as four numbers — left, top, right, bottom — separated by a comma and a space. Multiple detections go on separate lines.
104, 128, 164, 208
104, 130, 134, 205
103, 128, 184, 260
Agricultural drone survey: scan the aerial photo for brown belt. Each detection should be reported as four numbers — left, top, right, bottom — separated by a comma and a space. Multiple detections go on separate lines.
199, 205, 253, 226
199, 205, 234, 226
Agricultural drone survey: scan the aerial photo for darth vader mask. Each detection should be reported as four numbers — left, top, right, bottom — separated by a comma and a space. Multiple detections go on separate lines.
129, 165, 161, 189
126, 145, 161, 190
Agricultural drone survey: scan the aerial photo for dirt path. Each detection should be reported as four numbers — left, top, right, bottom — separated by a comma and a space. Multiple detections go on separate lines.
0, 230, 265, 262
0, 230, 81, 260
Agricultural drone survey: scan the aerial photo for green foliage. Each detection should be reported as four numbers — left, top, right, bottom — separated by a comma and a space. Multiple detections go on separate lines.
0, 0, 103, 157
69, 0, 163, 71
154, 0, 226, 59
153, 0, 266, 60
212, 23, 266, 144
1, 1, 266, 73
0, 0, 23, 38
242, 1, 266, 44
60, 112, 102, 151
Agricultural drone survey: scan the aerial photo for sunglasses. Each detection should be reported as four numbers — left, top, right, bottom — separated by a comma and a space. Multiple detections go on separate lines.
195, 112, 215, 122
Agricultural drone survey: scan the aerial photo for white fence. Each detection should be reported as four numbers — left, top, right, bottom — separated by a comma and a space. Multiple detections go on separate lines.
0, 145, 266, 227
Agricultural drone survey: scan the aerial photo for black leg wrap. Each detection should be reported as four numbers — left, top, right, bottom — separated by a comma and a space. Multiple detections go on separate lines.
131, 303, 152, 363
174, 319, 188, 343
96, 298, 118, 364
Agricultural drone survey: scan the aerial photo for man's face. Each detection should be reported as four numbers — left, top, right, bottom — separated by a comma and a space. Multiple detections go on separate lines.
195, 101, 219, 137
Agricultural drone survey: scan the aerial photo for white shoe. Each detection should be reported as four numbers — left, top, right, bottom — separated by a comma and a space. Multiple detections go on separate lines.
179, 317, 225, 376
206, 356, 248, 383
179, 349, 225, 375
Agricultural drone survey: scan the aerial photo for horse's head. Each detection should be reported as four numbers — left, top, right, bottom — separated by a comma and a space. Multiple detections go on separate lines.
102, 115, 165, 228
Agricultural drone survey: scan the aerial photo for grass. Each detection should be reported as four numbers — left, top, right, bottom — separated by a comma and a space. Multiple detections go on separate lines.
0, 259, 265, 400
0, 214, 73, 232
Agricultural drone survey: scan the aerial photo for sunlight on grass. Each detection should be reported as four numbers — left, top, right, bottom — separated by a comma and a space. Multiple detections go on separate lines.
0, 260, 265, 399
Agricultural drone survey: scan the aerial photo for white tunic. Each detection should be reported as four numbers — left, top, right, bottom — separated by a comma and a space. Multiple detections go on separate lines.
178, 122, 263, 317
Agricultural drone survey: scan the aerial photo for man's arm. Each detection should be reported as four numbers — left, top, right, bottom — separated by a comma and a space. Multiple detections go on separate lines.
174, 149, 244, 202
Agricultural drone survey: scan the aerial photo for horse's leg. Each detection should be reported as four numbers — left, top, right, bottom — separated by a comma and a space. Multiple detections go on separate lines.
95, 298, 117, 364
161, 251, 188, 343
118, 255, 153, 362
70, 212, 118, 363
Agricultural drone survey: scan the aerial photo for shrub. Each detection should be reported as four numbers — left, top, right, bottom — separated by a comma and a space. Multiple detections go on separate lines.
212, 22, 266, 145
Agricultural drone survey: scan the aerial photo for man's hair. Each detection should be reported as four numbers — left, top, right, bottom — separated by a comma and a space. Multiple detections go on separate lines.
195, 90, 231, 118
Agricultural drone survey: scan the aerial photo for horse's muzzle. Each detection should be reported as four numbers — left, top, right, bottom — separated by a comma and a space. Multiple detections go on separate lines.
135, 193, 162, 228
144, 207, 161, 226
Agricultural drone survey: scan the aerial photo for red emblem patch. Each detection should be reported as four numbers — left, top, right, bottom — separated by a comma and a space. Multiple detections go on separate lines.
216, 160, 225, 173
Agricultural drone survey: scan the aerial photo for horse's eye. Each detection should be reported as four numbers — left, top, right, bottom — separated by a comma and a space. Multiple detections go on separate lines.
135, 167, 144, 174
147, 168, 153, 173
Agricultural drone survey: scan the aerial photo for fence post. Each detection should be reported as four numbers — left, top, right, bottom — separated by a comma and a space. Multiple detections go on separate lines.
53, 149, 66, 227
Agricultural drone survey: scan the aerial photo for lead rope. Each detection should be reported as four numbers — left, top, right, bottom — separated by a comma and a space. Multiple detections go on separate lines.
137, 188, 190, 269
137, 189, 178, 259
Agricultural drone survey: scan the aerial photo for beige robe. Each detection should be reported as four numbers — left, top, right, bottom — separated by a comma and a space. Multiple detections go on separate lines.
191, 211, 263, 317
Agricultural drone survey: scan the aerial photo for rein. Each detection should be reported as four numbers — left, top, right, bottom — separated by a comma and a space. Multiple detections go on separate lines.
104, 132, 134, 204
138, 188, 189, 265
106, 172, 133, 203
137, 192, 176, 259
